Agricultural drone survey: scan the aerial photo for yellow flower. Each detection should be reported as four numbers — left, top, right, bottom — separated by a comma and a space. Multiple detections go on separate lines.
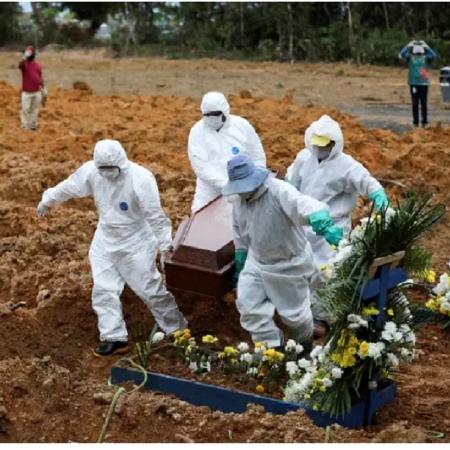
359, 341, 369, 358
348, 335, 359, 346
341, 353, 356, 368
347, 346, 357, 355
440, 304, 450, 317
424, 269, 437, 284
173, 330, 183, 338
202, 335, 218, 345
254, 342, 266, 349
425, 298, 438, 312
263, 348, 285, 363
256, 384, 265, 393
387, 308, 394, 316
223, 346, 239, 357
183, 328, 191, 338
319, 385, 326, 393
362, 305, 380, 317
330, 352, 342, 364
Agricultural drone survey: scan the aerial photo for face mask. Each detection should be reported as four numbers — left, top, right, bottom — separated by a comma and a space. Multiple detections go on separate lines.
203, 114, 225, 131
99, 167, 120, 180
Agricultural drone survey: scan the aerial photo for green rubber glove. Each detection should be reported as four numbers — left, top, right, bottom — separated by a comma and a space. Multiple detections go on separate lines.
324, 225, 343, 246
309, 210, 343, 246
308, 210, 334, 235
234, 249, 247, 285
368, 188, 389, 211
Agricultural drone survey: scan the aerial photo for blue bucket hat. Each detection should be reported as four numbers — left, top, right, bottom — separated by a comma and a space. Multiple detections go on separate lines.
222, 155, 270, 196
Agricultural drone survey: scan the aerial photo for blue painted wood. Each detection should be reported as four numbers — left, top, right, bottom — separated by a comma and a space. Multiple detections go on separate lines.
110, 366, 396, 429
361, 267, 408, 300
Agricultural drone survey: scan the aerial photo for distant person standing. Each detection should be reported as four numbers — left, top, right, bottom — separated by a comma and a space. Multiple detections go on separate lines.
399, 40, 438, 128
18, 45, 45, 130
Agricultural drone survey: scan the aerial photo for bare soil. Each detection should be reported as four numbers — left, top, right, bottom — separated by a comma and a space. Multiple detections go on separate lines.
0, 51, 449, 443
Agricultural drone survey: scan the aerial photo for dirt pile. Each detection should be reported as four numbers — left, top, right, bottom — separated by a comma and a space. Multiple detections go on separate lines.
0, 80, 449, 442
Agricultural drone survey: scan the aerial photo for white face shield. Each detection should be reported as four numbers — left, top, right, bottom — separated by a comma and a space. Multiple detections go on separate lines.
98, 167, 121, 180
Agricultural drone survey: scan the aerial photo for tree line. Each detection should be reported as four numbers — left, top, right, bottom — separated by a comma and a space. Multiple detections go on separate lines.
1, 2, 449, 65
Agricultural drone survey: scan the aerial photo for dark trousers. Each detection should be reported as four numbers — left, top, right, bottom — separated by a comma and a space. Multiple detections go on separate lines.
410, 85, 428, 126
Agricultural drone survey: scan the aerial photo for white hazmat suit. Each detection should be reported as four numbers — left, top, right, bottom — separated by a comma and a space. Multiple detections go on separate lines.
232, 177, 330, 348
38, 140, 187, 342
286, 115, 383, 268
188, 92, 266, 212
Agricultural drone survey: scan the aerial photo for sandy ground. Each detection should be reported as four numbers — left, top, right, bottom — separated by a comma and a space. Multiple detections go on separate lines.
0, 51, 449, 443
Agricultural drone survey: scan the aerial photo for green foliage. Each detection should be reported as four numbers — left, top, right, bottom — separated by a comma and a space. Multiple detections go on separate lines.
0, 3, 21, 45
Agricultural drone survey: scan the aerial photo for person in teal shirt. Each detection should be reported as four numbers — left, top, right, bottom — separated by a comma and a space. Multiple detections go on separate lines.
399, 40, 438, 127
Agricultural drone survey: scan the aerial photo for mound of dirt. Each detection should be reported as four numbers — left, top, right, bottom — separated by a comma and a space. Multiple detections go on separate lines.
0, 80, 449, 442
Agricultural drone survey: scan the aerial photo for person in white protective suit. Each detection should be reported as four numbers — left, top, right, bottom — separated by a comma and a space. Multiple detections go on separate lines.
36, 139, 188, 356
222, 154, 343, 350
188, 91, 267, 212
285, 115, 389, 331
286, 114, 389, 268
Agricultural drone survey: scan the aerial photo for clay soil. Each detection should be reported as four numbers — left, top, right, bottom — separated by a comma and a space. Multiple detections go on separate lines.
0, 51, 449, 443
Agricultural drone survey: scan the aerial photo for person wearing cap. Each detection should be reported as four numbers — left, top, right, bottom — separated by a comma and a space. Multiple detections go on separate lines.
222, 154, 343, 350
188, 91, 266, 212
18, 45, 46, 130
399, 40, 438, 127
36, 139, 187, 356
286, 115, 388, 332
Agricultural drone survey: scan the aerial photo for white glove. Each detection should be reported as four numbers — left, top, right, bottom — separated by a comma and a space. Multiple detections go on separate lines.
23, 49, 32, 60
37, 201, 49, 217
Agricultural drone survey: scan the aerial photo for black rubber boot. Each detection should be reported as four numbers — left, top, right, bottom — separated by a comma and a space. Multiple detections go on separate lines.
93, 341, 128, 357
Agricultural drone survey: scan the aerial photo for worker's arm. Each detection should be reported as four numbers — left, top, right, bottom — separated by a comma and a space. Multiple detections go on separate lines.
41, 162, 93, 207
232, 203, 249, 252
345, 160, 383, 198
188, 127, 228, 189
245, 120, 266, 168
136, 171, 173, 251
398, 45, 411, 62
273, 179, 329, 226
424, 46, 438, 61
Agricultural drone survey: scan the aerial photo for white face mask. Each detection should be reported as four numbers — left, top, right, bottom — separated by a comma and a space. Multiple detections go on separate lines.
203, 114, 225, 131
98, 167, 120, 180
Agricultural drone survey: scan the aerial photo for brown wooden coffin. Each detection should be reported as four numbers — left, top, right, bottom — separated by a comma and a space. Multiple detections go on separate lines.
165, 196, 235, 298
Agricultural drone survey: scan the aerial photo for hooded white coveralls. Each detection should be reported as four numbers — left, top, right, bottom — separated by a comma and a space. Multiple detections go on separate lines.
232, 177, 330, 347
39, 140, 187, 342
286, 115, 383, 268
188, 92, 267, 212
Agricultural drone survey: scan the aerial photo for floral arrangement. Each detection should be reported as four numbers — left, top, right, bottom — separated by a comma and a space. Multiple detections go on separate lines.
284, 193, 444, 417
172, 328, 309, 394
425, 263, 450, 329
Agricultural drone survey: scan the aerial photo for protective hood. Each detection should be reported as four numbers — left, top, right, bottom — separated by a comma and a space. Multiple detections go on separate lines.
200, 92, 231, 130
93, 139, 129, 172
306, 115, 344, 160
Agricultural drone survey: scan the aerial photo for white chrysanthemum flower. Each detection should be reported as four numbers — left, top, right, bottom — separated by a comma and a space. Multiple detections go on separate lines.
386, 353, 400, 368
347, 314, 362, 323
247, 367, 258, 376
286, 361, 300, 376
399, 324, 411, 334
433, 273, 450, 295
189, 361, 198, 372
384, 321, 397, 333
298, 358, 311, 369
322, 378, 333, 388
368, 342, 385, 359
151, 331, 165, 344
385, 207, 396, 223
348, 323, 361, 330
404, 331, 416, 345
240, 352, 253, 364
331, 367, 343, 379
237, 342, 250, 353
285, 339, 296, 351
295, 344, 304, 354
310, 345, 323, 359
